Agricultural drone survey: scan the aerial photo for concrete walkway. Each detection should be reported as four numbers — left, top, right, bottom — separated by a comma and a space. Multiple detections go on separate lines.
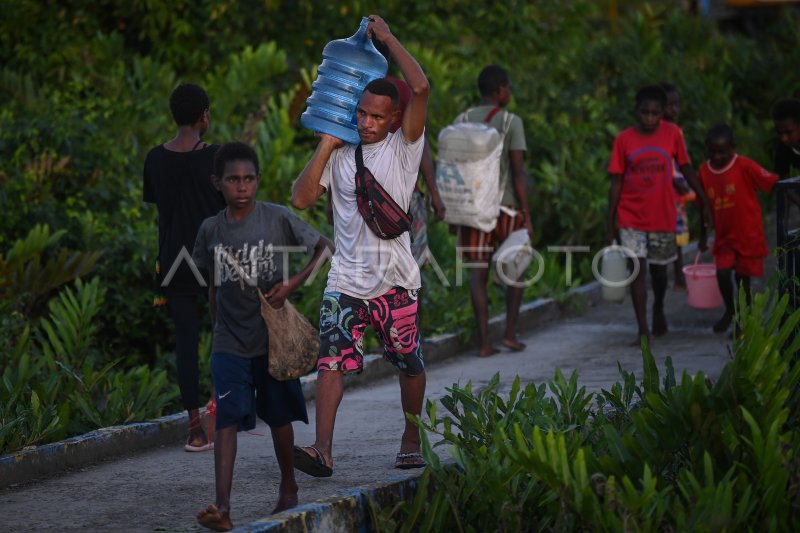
0, 265, 738, 532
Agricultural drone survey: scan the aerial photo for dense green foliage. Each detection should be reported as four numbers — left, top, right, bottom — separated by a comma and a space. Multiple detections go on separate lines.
1, 1, 799, 453
375, 289, 800, 531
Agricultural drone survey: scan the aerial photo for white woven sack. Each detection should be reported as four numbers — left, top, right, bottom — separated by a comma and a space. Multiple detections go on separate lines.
435, 121, 504, 232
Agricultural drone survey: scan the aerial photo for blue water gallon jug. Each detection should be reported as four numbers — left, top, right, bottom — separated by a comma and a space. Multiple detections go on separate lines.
300, 17, 388, 144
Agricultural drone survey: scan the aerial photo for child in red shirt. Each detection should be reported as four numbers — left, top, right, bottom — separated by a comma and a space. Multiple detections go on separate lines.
607, 85, 711, 344
698, 124, 778, 333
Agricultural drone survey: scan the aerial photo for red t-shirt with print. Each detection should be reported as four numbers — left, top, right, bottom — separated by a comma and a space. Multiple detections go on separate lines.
608, 121, 690, 232
698, 155, 777, 258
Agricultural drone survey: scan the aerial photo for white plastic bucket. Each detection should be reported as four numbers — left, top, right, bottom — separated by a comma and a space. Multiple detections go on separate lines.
601, 246, 628, 303
682, 252, 723, 309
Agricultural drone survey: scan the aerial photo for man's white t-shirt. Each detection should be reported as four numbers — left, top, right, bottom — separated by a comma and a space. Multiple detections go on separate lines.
320, 130, 424, 300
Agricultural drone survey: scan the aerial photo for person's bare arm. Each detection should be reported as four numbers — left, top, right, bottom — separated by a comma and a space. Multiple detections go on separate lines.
510, 149, 533, 238
291, 135, 343, 209
680, 163, 714, 231
419, 138, 445, 221
367, 15, 429, 143
264, 236, 335, 308
607, 174, 623, 244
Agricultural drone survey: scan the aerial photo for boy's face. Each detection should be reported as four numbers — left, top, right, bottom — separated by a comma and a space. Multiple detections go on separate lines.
706, 136, 735, 169
213, 159, 259, 211
357, 91, 399, 144
635, 100, 664, 134
774, 117, 800, 150
664, 91, 680, 123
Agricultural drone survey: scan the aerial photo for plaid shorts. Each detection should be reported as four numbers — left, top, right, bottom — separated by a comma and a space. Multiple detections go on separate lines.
457, 208, 526, 262
619, 227, 677, 265
317, 287, 424, 376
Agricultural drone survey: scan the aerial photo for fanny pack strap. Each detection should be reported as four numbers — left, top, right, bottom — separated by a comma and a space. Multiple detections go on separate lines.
354, 143, 379, 231
355, 143, 366, 191
353, 143, 413, 240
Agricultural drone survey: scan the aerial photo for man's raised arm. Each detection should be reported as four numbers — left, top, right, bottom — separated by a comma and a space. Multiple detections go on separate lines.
367, 15, 429, 143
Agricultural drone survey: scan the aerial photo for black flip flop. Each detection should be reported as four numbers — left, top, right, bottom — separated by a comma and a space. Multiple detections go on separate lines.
293, 445, 333, 477
394, 452, 426, 469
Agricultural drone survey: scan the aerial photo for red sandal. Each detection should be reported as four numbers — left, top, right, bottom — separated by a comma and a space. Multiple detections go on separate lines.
184, 410, 214, 452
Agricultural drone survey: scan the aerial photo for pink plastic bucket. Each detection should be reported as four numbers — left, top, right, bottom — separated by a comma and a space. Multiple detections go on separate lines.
682, 252, 723, 309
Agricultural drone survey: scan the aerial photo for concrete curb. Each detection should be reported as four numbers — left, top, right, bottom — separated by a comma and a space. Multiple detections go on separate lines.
0, 411, 208, 489
232, 473, 423, 532
0, 281, 600, 491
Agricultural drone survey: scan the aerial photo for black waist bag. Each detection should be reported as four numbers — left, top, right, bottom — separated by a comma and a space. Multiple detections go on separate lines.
354, 143, 412, 239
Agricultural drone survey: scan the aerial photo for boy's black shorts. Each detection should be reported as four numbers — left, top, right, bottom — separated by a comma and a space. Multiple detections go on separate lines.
211, 352, 308, 431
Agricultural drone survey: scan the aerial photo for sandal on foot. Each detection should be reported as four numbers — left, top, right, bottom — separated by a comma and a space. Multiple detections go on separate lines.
186, 412, 213, 452
394, 452, 426, 469
293, 445, 332, 477
185, 441, 214, 452
478, 346, 499, 358
500, 339, 526, 352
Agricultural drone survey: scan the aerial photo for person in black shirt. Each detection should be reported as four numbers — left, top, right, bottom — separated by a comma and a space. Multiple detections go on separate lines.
773, 97, 800, 180
143, 83, 225, 452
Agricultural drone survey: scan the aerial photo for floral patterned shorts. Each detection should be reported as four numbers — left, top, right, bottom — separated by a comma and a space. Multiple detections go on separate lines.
317, 287, 424, 376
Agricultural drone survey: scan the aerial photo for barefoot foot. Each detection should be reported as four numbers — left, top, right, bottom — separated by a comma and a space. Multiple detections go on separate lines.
197, 504, 233, 532
271, 485, 299, 514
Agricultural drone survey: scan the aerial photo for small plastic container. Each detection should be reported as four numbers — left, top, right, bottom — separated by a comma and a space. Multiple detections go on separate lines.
675, 191, 695, 247
675, 211, 690, 246
682, 252, 723, 309
600, 243, 628, 304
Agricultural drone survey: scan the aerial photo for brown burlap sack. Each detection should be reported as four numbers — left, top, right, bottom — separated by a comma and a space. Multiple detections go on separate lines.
258, 291, 319, 381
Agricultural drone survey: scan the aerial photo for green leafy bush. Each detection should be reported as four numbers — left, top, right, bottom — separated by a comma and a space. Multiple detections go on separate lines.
374, 289, 800, 531
0, 276, 177, 454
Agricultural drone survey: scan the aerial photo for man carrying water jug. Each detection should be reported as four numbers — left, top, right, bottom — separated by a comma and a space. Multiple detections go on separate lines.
291, 15, 429, 473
